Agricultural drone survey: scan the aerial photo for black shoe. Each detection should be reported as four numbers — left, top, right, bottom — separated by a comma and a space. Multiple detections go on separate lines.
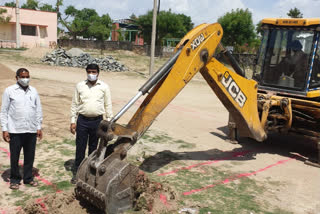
70, 176, 77, 184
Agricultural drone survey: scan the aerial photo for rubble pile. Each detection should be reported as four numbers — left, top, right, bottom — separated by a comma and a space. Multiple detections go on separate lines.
41, 48, 128, 72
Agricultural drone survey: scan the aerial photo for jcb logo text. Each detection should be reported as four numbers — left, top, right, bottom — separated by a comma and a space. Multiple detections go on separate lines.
221, 72, 247, 108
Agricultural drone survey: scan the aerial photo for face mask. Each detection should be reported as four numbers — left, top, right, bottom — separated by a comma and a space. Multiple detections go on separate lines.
87, 74, 98, 82
18, 78, 30, 87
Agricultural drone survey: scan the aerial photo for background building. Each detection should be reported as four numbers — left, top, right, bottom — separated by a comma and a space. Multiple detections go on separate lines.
0, 6, 57, 48
112, 19, 144, 45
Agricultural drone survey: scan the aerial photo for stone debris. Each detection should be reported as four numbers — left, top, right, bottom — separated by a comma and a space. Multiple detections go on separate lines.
66, 48, 85, 57
41, 48, 128, 72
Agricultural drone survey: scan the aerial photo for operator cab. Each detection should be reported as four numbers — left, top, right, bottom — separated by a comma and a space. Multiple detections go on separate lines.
253, 18, 320, 98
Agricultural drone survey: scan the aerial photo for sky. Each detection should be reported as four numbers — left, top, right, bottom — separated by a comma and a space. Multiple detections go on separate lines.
1, 0, 320, 25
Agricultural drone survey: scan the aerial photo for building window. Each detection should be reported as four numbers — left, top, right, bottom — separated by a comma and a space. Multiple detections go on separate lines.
21, 25, 36, 36
39, 26, 48, 38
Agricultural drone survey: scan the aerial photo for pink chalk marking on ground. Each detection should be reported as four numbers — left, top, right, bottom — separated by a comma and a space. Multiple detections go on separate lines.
0, 147, 10, 158
0, 147, 58, 188
0, 206, 22, 214
159, 194, 168, 206
158, 150, 252, 176
35, 198, 48, 214
222, 178, 230, 184
35, 176, 53, 186
0, 147, 22, 164
183, 158, 293, 196
0, 148, 62, 214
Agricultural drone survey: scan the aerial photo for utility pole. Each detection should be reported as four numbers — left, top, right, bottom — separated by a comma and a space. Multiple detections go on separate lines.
149, 0, 158, 75
15, 0, 20, 48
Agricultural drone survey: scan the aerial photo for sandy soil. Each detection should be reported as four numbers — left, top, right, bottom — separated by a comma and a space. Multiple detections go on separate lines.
0, 52, 319, 214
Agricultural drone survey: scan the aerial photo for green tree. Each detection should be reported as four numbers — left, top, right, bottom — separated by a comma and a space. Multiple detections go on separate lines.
4, 2, 16, 7
136, 9, 193, 45
6, 0, 58, 12
0, 8, 11, 23
255, 21, 263, 36
217, 8, 256, 50
21, 0, 39, 10
287, 7, 303, 18
136, 11, 152, 44
39, 4, 56, 12
87, 14, 112, 40
60, 6, 112, 40
62, 6, 96, 39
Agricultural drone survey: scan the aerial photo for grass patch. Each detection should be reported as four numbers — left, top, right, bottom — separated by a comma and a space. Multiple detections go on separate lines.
1, 164, 10, 169
0, 47, 27, 51
36, 163, 45, 169
141, 133, 172, 143
0, 51, 34, 63
46, 142, 57, 150
6, 190, 32, 207
58, 147, 74, 156
50, 159, 66, 168
174, 139, 196, 149
37, 184, 59, 195
56, 171, 66, 177
56, 180, 73, 190
14, 194, 32, 206
147, 162, 292, 214
0, 138, 78, 208
141, 132, 195, 149
136, 130, 290, 213
9, 189, 24, 197
62, 139, 75, 146
37, 140, 48, 148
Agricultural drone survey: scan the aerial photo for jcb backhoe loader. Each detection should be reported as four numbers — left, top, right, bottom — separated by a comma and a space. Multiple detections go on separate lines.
74, 19, 320, 213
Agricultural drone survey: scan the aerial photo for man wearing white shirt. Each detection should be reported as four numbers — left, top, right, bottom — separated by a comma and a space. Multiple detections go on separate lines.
0, 68, 43, 190
70, 64, 113, 184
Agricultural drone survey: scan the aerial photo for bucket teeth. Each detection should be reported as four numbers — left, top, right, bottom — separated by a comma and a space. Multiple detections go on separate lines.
75, 180, 106, 209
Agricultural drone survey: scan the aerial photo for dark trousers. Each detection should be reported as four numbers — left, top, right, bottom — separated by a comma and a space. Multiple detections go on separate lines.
9, 133, 37, 184
74, 115, 102, 172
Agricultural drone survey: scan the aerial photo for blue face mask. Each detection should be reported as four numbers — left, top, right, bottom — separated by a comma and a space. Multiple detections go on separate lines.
18, 78, 30, 87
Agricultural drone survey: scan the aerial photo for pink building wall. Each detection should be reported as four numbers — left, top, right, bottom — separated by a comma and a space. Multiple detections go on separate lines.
135, 34, 144, 45
0, 6, 57, 48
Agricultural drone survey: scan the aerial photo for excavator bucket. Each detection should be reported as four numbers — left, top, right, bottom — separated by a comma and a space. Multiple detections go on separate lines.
75, 120, 140, 213
76, 150, 139, 212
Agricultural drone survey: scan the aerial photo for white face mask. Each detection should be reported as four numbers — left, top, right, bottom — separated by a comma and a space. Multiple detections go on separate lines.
18, 78, 30, 87
87, 74, 98, 82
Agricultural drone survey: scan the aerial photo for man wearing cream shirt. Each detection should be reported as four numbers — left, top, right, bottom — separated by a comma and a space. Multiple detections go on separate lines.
70, 63, 113, 184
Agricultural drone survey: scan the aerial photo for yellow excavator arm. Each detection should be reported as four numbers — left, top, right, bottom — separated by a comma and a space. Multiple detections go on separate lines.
75, 22, 266, 213
116, 22, 265, 143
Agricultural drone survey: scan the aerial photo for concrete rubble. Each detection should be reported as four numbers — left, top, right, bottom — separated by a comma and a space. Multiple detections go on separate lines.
41, 48, 128, 72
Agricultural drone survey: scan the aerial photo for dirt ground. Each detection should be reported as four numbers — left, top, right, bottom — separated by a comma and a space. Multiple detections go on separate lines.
0, 49, 319, 214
